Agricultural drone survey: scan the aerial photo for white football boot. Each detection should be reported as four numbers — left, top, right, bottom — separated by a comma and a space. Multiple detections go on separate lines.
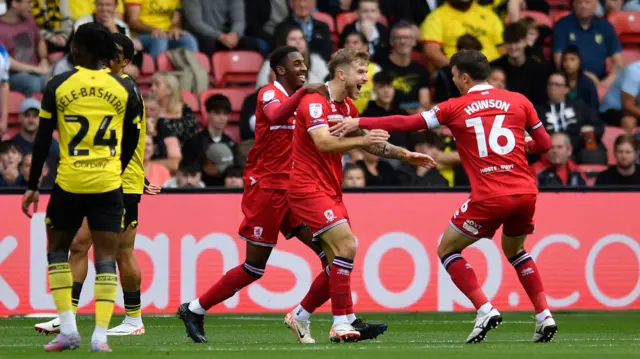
533, 317, 557, 343
284, 311, 315, 344
466, 308, 502, 343
329, 323, 360, 343
107, 317, 145, 336
34, 317, 61, 335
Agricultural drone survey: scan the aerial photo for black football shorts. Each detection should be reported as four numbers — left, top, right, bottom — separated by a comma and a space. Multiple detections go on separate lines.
123, 194, 141, 229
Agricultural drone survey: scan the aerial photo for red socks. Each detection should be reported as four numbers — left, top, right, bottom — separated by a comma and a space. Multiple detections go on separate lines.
441, 253, 489, 309
300, 265, 331, 313
198, 262, 264, 310
509, 251, 548, 313
330, 257, 353, 316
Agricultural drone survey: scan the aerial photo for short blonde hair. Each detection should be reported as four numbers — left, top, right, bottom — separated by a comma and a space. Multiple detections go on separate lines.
152, 73, 182, 114
328, 48, 370, 80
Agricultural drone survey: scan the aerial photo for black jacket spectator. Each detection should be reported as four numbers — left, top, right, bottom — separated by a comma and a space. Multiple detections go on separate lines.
239, 91, 258, 141
396, 162, 449, 186
341, 22, 388, 57
538, 165, 586, 187
274, 14, 332, 61
433, 66, 460, 103
567, 72, 599, 111
356, 158, 399, 186
361, 102, 410, 149
596, 166, 640, 185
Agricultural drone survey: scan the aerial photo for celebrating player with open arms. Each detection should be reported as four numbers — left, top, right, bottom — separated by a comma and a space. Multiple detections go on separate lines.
21, 23, 142, 352
33, 33, 161, 338
285, 48, 436, 343
329, 50, 556, 343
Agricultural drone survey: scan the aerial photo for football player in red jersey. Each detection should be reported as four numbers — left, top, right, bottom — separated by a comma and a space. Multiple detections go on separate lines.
177, 46, 332, 343
286, 48, 436, 343
329, 50, 557, 344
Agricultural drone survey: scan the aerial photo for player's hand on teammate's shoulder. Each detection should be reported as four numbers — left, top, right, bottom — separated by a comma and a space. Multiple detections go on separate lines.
144, 182, 161, 195
524, 136, 533, 154
329, 117, 361, 137
21, 190, 40, 218
303, 83, 330, 99
405, 151, 437, 169
360, 129, 389, 146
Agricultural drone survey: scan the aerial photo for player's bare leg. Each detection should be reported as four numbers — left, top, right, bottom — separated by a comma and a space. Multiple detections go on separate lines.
179, 242, 272, 343
501, 234, 557, 342
89, 230, 121, 352
315, 223, 360, 343
42, 229, 82, 352
35, 219, 91, 336
108, 225, 145, 336
286, 229, 387, 342
438, 225, 502, 343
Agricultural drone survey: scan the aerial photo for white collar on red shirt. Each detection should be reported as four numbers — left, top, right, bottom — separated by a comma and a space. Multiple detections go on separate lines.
467, 83, 493, 93
274, 80, 288, 97
325, 81, 334, 102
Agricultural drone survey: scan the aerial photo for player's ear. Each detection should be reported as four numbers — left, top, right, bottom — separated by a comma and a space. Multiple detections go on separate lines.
276, 65, 286, 76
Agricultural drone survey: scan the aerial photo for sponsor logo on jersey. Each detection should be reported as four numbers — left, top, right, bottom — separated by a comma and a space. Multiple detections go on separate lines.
324, 209, 336, 223
253, 226, 263, 239
463, 219, 480, 235
521, 267, 535, 276
73, 159, 110, 169
309, 103, 323, 119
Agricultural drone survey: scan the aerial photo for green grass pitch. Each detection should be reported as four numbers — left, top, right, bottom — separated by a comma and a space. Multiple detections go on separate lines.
1, 311, 638, 358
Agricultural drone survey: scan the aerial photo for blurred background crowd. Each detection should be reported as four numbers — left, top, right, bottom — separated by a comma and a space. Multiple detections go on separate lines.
0, 0, 639, 189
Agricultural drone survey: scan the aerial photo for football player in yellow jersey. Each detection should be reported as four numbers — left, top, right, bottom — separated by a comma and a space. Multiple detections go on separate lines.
32, 33, 160, 339
22, 23, 141, 353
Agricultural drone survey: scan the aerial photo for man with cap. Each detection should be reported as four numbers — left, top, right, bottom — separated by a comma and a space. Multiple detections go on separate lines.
11, 97, 59, 181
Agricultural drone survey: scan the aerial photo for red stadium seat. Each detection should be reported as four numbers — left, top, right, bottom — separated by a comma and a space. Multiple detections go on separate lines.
211, 51, 262, 87
606, 47, 640, 72
602, 126, 626, 165
547, 0, 570, 9
336, 12, 358, 34
31, 92, 43, 102
609, 11, 640, 44
180, 90, 199, 112
194, 51, 211, 73
224, 124, 241, 143
1, 125, 20, 140
8, 91, 25, 124
156, 52, 176, 72
311, 11, 335, 33
138, 52, 155, 87
551, 10, 571, 24
48, 52, 64, 63
519, 11, 553, 28
199, 87, 254, 123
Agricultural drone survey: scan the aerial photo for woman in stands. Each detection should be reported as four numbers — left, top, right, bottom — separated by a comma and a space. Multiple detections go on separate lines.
561, 46, 599, 111
255, 24, 328, 89
151, 73, 194, 173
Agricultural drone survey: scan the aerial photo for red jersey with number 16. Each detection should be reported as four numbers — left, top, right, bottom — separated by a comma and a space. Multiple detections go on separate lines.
289, 92, 358, 198
244, 81, 295, 189
421, 84, 542, 201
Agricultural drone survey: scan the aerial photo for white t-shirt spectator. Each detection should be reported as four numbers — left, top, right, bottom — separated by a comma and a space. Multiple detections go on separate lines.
0, 44, 9, 82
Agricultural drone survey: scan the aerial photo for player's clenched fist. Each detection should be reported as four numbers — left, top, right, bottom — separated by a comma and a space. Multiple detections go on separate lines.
360, 129, 389, 146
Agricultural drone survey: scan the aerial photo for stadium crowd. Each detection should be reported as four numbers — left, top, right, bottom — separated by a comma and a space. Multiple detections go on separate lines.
0, 0, 639, 189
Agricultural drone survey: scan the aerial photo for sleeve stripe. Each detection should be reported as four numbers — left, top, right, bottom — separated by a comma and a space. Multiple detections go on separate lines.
262, 99, 280, 110
39, 109, 52, 119
307, 123, 329, 132
420, 110, 440, 129
529, 122, 543, 131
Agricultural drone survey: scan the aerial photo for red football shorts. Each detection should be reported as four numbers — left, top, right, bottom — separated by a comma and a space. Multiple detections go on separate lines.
449, 193, 537, 239
237, 185, 304, 247
288, 192, 349, 238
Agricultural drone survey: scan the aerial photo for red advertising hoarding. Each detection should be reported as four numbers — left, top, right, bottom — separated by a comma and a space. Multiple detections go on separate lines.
0, 192, 638, 316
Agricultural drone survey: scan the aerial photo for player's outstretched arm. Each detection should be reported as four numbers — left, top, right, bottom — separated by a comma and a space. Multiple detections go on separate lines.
263, 84, 329, 124
359, 130, 437, 168
309, 126, 389, 153
525, 124, 552, 154
329, 114, 427, 136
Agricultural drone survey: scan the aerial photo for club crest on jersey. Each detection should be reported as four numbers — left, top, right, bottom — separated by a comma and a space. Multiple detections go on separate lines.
263, 89, 275, 102
309, 103, 323, 119
253, 226, 263, 239
324, 209, 336, 223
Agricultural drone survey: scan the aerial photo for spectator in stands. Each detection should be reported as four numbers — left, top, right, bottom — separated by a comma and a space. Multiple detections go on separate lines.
151, 74, 186, 173
223, 165, 244, 188
538, 132, 586, 186
537, 72, 607, 164
31, 0, 72, 52
361, 71, 410, 148
183, 0, 261, 56
381, 0, 442, 28
552, 0, 622, 87
144, 93, 159, 121
74, 0, 143, 78
380, 20, 430, 113
244, 0, 289, 50
356, 150, 399, 186
317, 0, 358, 16
201, 142, 235, 186
274, 0, 332, 62
125, 0, 198, 58
490, 22, 547, 106
183, 95, 237, 186
594, 0, 640, 16
143, 134, 171, 187
49, 48, 73, 77
162, 159, 205, 188
596, 134, 640, 185
340, 0, 388, 57
0, 140, 23, 186
600, 60, 640, 133
561, 46, 599, 111
17, 152, 36, 186
421, 0, 504, 68
11, 97, 59, 175
488, 67, 506, 89
0, 44, 8, 139
342, 163, 366, 188
341, 31, 381, 113
519, 16, 549, 63
433, 34, 482, 103
239, 90, 258, 140
397, 131, 449, 187
256, 25, 328, 89
0, 0, 49, 97
69, 0, 125, 20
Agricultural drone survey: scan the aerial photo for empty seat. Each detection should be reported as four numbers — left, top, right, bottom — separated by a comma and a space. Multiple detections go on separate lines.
138, 53, 155, 86
8, 91, 26, 124
311, 11, 335, 33
609, 11, 640, 44
156, 52, 176, 72
181, 90, 199, 113
336, 12, 357, 34
211, 51, 263, 87
519, 11, 553, 28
